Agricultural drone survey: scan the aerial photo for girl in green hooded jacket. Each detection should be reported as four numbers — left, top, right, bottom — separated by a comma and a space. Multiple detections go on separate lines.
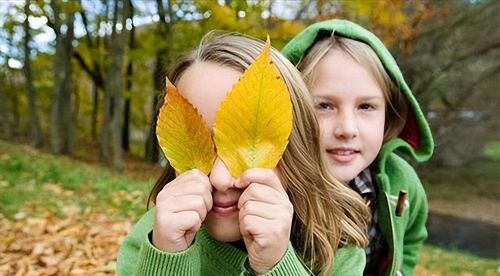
282, 20, 434, 276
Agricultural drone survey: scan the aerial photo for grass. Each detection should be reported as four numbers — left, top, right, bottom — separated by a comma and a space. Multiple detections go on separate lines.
484, 140, 500, 161
416, 140, 500, 203
417, 141, 500, 225
0, 140, 154, 219
418, 245, 500, 275
1, 139, 499, 274
419, 160, 500, 202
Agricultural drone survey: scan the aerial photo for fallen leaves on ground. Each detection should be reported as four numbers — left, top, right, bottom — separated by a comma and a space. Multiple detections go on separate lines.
415, 265, 437, 276
0, 209, 132, 275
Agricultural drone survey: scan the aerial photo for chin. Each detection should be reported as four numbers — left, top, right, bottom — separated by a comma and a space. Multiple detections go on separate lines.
205, 216, 242, 242
206, 227, 241, 242
330, 168, 356, 183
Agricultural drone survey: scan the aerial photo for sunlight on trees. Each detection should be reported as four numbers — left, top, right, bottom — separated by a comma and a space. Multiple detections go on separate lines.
0, 0, 497, 169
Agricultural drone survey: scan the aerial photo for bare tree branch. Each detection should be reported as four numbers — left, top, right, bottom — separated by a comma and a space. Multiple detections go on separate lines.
72, 51, 104, 89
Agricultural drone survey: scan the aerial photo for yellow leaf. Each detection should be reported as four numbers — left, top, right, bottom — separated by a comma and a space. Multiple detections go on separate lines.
156, 79, 216, 174
214, 37, 293, 177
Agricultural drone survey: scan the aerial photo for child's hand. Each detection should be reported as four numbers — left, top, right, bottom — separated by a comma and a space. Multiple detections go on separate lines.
235, 168, 293, 274
152, 169, 213, 252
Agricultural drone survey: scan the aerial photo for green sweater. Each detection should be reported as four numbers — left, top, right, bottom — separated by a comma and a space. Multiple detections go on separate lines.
282, 20, 434, 276
117, 209, 366, 275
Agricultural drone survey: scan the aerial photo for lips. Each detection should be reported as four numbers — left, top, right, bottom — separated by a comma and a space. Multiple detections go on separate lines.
325, 147, 360, 163
212, 201, 239, 216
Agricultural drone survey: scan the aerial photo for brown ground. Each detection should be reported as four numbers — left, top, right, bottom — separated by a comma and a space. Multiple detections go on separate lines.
429, 197, 500, 225
0, 210, 132, 275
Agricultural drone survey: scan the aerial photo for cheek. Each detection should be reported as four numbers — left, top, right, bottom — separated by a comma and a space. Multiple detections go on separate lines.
359, 112, 385, 141
317, 117, 333, 145
372, 114, 386, 144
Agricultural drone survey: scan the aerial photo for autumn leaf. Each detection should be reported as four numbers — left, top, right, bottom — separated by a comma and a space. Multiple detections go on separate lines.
214, 37, 293, 177
0, 210, 131, 275
156, 79, 216, 174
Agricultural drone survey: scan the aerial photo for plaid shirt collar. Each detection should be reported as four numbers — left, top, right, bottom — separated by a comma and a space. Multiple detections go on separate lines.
349, 168, 387, 274
349, 168, 376, 201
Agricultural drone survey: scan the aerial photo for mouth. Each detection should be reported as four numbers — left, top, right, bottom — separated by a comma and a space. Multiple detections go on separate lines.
325, 147, 360, 162
212, 201, 239, 216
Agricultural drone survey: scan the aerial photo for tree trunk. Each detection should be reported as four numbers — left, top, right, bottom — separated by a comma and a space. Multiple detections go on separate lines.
122, 97, 130, 151
145, 94, 160, 162
50, 2, 75, 155
145, 50, 164, 163
75, 3, 105, 142
108, 57, 124, 170
91, 83, 98, 139
145, 0, 171, 163
101, 81, 111, 163
0, 84, 13, 140
104, 0, 132, 171
122, 11, 135, 152
100, 2, 113, 164
24, 0, 43, 148
11, 93, 20, 136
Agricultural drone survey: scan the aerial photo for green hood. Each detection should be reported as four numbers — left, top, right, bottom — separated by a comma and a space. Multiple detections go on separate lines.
282, 19, 433, 162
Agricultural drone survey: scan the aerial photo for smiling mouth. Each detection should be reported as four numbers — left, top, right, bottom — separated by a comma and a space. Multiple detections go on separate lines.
326, 149, 359, 155
325, 148, 359, 163
326, 150, 359, 155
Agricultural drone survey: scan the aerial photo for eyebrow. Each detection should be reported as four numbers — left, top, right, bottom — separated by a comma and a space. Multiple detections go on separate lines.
312, 94, 384, 101
358, 96, 385, 101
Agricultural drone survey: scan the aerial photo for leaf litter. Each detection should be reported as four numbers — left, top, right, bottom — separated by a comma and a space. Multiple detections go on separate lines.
0, 207, 132, 275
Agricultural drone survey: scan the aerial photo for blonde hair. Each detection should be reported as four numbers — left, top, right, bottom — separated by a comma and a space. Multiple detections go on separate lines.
150, 32, 369, 275
297, 36, 408, 141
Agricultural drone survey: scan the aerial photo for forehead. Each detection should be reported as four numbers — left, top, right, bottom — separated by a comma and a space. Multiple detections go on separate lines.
313, 50, 383, 98
176, 62, 242, 127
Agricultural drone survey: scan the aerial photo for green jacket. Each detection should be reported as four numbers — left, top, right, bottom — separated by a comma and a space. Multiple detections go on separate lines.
117, 208, 366, 275
282, 19, 434, 276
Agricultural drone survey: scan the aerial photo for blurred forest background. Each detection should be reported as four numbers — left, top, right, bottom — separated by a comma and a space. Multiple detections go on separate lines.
0, 0, 499, 275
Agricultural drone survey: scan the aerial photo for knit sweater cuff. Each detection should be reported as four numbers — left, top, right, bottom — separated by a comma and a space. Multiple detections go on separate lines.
135, 232, 200, 276
261, 243, 311, 276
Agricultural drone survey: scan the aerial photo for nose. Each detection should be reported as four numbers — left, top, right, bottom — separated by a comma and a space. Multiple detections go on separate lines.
209, 157, 235, 191
333, 111, 358, 140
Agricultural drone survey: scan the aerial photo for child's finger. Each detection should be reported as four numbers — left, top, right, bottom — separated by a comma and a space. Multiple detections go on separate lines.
170, 210, 203, 233
237, 182, 286, 209
175, 169, 213, 192
156, 171, 213, 211
239, 213, 268, 239
160, 195, 211, 222
238, 200, 276, 220
168, 183, 213, 210
153, 210, 202, 252
234, 168, 284, 192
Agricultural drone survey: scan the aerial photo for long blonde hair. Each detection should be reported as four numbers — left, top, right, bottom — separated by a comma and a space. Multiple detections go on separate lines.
150, 32, 369, 274
297, 36, 408, 141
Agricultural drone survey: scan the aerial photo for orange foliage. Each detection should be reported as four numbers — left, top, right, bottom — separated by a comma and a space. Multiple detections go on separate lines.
311, 0, 436, 53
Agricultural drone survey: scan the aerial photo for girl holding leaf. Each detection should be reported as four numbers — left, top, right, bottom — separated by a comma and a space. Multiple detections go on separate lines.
118, 32, 370, 275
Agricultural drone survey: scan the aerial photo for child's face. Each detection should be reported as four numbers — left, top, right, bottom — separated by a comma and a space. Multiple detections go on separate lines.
176, 61, 244, 242
311, 50, 386, 183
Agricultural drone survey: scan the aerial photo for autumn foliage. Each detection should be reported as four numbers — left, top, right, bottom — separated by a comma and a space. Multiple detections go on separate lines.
0, 211, 131, 275
156, 38, 292, 177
